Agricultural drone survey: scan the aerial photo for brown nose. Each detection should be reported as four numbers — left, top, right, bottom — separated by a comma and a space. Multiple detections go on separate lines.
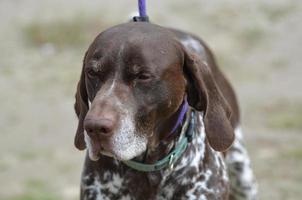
84, 118, 115, 137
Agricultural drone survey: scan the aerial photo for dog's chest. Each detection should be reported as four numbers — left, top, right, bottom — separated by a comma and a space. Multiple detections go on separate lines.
81, 114, 229, 200
81, 151, 228, 200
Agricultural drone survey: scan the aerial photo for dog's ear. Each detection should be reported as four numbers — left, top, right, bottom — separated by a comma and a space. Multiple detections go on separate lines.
183, 49, 234, 152
74, 52, 89, 150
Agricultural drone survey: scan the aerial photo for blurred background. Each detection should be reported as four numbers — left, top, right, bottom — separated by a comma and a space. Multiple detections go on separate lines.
0, 0, 301, 199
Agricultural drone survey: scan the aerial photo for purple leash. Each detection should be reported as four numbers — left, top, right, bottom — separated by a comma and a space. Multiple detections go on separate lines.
133, 0, 149, 22
138, 0, 147, 17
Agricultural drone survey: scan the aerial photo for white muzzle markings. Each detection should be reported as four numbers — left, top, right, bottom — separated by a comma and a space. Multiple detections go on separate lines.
84, 76, 148, 161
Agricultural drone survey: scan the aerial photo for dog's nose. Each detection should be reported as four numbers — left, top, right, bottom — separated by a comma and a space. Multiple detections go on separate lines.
84, 118, 115, 137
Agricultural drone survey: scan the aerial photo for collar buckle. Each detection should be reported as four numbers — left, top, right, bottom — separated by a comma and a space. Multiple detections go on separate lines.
168, 153, 175, 171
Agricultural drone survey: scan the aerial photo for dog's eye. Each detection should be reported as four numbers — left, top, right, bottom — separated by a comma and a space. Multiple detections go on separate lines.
86, 68, 98, 78
137, 73, 152, 81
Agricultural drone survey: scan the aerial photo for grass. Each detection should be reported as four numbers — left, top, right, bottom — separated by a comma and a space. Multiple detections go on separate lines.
234, 13, 269, 50
0, 162, 9, 172
0, 67, 14, 77
265, 101, 302, 130
260, 2, 296, 22
7, 179, 60, 200
269, 111, 302, 130
255, 99, 302, 130
8, 194, 58, 200
18, 151, 38, 161
271, 58, 289, 70
238, 25, 267, 48
282, 148, 302, 160
22, 17, 108, 49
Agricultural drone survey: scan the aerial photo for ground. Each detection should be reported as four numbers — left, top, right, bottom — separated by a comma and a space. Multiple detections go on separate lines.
0, 0, 301, 199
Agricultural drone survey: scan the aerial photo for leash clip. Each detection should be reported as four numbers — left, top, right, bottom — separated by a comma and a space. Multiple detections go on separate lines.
133, 16, 149, 22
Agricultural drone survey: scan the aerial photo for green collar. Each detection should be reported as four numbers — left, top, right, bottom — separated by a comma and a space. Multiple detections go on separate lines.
122, 111, 195, 172
122, 136, 188, 172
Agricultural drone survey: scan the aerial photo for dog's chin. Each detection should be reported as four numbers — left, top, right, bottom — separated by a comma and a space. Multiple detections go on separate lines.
88, 152, 101, 161
99, 145, 147, 161
100, 150, 115, 158
85, 129, 148, 161
116, 148, 146, 161
87, 144, 147, 161
87, 148, 116, 161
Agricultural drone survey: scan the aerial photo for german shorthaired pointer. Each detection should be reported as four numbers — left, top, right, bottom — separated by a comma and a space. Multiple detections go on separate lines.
74, 22, 257, 200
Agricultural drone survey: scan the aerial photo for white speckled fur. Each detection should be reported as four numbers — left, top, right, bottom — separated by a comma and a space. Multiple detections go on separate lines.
181, 35, 258, 199
82, 172, 130, 200
81, 173, 102, 200
160, 113, 228, 199
226, 127, 258, 200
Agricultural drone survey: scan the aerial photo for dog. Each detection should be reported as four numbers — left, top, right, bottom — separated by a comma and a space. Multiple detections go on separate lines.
74, 22, 257, 200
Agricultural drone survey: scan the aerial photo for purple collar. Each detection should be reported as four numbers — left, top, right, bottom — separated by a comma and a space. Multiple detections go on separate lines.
166, 98, 189, 138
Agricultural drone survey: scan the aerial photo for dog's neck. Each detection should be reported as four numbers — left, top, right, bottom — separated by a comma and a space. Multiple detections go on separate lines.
134, 103, 190, 165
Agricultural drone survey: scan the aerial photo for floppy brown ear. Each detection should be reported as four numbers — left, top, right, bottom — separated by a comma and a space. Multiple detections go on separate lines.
74, 53, 89, 150
183, 49, 234, 152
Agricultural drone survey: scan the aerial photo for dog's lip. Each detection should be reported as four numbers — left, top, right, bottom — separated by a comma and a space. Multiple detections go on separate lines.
100, 146, 116, 158
100, 146, 131, 161
100, 150, 115, 158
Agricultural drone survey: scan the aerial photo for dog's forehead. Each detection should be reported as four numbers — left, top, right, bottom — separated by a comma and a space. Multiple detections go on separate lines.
98, 22, 175, 43
89, 23, 182, 61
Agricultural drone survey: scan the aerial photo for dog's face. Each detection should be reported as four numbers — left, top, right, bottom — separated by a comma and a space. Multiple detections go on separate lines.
76, 23, 186, 161
74, 22, 235, 161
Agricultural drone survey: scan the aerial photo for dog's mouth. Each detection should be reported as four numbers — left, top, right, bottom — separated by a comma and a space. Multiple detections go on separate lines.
85, 130, 148, 161
91, 140, 148, 161
100, 146, 115, 158
87, 144, 117, 161
99, 141, 147, 161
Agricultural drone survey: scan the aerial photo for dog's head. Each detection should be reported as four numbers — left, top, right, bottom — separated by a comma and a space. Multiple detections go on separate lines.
74, 22, 234, 161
